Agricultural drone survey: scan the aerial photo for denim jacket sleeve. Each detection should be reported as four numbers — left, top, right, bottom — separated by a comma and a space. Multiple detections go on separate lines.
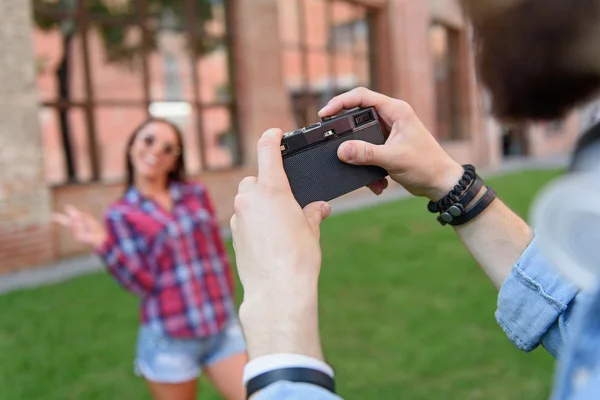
252, 382, 344, 400
495, 235, 582, 358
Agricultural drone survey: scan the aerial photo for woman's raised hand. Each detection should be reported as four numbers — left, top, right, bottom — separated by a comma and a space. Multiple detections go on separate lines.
52, 205, 108, 249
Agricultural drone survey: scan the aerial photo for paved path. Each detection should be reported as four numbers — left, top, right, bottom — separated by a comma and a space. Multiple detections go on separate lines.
0, 155, 569, 295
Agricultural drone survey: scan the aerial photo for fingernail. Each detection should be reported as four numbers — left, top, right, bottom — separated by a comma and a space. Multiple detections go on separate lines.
321, 203, 332, 218
342, 143, 355, 161
262, 128, 278, 137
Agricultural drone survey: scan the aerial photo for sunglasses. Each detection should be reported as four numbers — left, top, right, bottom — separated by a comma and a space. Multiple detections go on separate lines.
140, 133, 181, 157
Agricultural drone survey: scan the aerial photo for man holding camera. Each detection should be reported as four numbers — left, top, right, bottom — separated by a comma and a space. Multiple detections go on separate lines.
232, 0, 600, 399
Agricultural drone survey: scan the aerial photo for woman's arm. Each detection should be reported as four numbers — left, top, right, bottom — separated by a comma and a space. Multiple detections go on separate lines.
95, 210, 156, 297
193, 183, 236, 295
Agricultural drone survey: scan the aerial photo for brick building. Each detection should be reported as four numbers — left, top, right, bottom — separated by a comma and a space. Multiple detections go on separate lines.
0, 0, 588, 272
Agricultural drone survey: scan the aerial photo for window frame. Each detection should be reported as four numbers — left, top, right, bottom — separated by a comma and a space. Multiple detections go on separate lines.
32, 0, 242, 185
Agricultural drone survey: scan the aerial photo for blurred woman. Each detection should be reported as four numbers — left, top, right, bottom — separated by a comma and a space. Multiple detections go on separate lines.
53, 117, 247, 400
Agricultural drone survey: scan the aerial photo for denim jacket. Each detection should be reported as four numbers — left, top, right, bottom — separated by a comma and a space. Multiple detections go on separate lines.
254, 235, 599, 399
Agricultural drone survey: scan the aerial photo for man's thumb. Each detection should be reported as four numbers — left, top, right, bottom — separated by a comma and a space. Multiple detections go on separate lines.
303, 201, 332, 235
337, 140, 393, 168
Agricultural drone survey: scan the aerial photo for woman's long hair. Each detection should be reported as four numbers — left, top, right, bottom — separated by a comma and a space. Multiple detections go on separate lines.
124, 117, 187, 189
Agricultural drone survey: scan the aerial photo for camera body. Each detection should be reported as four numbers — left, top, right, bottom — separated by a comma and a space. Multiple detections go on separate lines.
281, 107, 389, 208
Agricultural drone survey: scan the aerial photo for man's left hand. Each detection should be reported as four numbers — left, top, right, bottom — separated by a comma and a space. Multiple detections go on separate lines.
230, 128, 331, 361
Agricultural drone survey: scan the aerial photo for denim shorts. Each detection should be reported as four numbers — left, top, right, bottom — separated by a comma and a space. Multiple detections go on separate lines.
134, 318, 246, 383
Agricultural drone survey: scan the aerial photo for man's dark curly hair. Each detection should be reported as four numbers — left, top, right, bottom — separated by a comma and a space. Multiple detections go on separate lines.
462, 0, 600, 122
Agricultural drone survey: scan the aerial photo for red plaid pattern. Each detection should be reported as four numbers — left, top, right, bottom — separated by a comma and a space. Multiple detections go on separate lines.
96, 181, 236, 338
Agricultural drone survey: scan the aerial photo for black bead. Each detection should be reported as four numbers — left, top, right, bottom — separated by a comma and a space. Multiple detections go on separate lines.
448, 204, 463, 217
440, 212, 453, 223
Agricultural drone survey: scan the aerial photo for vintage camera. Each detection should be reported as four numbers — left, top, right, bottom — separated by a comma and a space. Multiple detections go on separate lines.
281, 107, 389, 208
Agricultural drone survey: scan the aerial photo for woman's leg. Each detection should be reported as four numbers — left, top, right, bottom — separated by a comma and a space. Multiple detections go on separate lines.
145, 379, 198, 400
204, 352, 248, 400
135, 325, 203, 400
202, 320, 248, 400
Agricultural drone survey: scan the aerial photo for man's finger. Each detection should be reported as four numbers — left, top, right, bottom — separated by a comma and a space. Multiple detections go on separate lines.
229, 214, 238, 251
318, 87, 399, 126
367, 178, 388, 196
238, 176, 257, 193
337, 140, 396, 170
303, 201, 332, 236
256, 128, 288, 188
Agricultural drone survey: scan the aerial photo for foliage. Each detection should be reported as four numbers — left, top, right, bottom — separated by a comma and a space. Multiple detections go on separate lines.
32, 0, 218, 70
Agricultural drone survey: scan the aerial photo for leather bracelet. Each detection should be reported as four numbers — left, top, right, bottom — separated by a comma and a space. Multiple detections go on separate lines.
246, 367, 336, 399
445, 186, 497, 226
428, 164, 476, 213
436, 175, 484, 224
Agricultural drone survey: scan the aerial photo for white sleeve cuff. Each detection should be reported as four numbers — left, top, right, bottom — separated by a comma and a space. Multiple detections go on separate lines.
242, 353, 335, 386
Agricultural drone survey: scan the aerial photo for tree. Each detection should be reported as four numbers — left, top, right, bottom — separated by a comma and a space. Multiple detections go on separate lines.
32, 0, 217, 181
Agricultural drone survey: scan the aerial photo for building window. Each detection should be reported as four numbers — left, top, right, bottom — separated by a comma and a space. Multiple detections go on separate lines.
278, 0, 375, 128
429, 22, 464, 141
31, 0, 240, 185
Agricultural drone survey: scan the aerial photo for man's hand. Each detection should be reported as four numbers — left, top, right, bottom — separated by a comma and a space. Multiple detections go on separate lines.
320, 87, 533, 290
319, 87, 464, 201
231, 128, 331, 361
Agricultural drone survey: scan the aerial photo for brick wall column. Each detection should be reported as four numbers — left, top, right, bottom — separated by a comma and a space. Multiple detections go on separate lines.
231, 0, 296, 169
386, 0, 435, 130
0, 1, 54, 272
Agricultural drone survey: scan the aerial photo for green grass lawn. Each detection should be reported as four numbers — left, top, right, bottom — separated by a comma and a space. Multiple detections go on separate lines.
0, 169, 563, 400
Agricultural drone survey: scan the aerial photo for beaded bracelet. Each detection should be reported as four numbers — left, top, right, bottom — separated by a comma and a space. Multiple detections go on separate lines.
427, 164, 476, 213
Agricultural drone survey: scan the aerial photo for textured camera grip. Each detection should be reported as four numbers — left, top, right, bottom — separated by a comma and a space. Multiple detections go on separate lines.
283, 125, 388, 208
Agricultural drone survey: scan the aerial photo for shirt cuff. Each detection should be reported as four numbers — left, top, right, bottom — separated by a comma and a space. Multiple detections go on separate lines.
495, 235, 580, 352
243, 354, 334, 386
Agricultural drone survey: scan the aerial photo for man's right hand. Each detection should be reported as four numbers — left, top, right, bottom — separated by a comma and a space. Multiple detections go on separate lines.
319, 87, 465, 201
321, 87, 534, 291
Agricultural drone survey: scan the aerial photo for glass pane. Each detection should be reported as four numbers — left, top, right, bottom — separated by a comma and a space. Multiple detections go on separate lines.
32, 23, 86, 102
39, 107, 91, 183
355, 52, 371, 87
85, 0, 135, 18
148, 21, 196, 101
334, 52, 354, 89
178, 113, 202, 176
304, 0, 326, 49
353, 18, 370, 54
202, 107, 238, 169
33, 0, 78, 15
203, 0, 227, 37
429, 23, 461, 140
147, 0, 226, 37
198, 41, 232, 104
281, 48, 303, 90
330, 1, 357, 53
308, 51, 328, 91
278, 0, 300, 46
89, 24, 145, 101
95, 107, 148, 181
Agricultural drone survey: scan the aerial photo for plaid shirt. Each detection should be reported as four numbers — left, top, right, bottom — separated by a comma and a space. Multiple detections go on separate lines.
95, 181, 236, 338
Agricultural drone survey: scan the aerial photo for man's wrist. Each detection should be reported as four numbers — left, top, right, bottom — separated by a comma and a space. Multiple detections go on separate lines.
240, 292, 324, 361
425, 161, 465, 201
244, 354, 336, 400
243, 353, 334, 385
